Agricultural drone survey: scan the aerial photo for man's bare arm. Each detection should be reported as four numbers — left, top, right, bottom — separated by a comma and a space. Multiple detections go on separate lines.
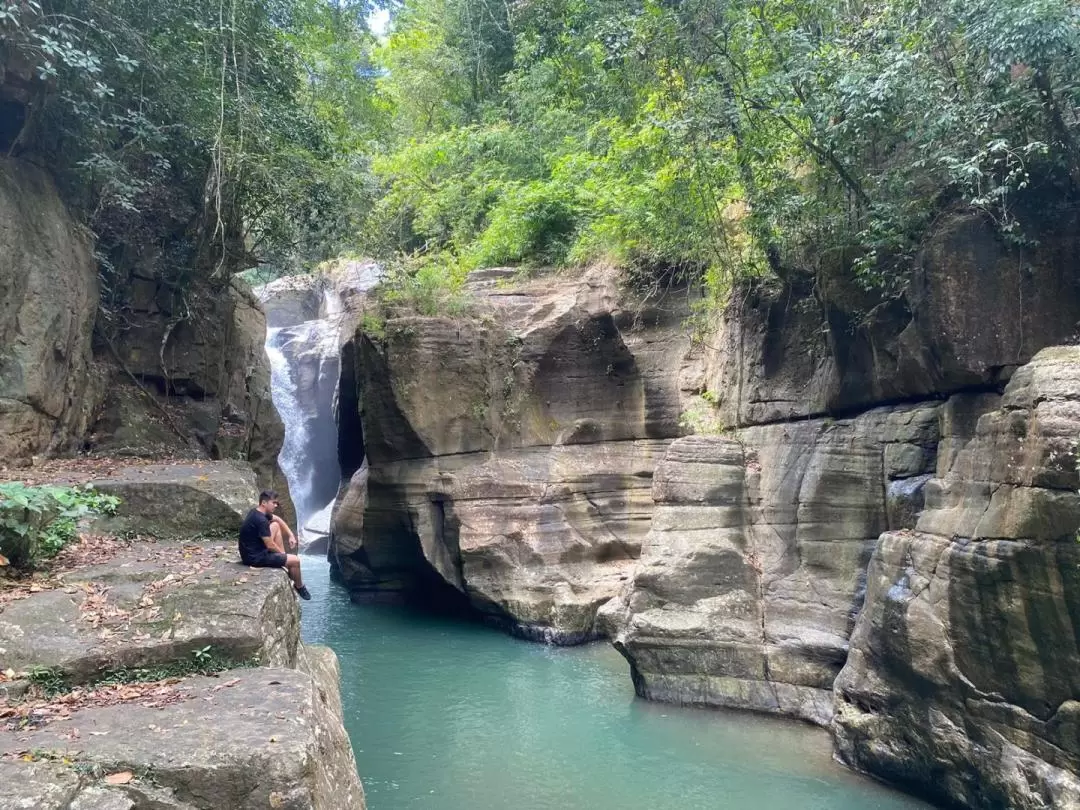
262, 532, 285, 554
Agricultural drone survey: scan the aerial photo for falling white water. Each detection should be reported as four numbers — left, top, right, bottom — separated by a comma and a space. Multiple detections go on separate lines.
259, 261, 381, 547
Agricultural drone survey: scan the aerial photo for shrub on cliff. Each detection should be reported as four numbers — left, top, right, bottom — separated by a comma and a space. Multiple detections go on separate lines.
0, 483, 120, 569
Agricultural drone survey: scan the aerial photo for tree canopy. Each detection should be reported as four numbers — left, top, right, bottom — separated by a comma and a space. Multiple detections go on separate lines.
366, 0, 1080, 302
4, 0, 1079, 304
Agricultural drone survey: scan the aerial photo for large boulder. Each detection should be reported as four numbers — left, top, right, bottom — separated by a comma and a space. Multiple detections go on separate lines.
86, 461, 258, 539
332, 268, 698, 640
0, 665, 364, 810
604, 403, 939, 724
833, 346, 1080, 809
0, 156, 102, 460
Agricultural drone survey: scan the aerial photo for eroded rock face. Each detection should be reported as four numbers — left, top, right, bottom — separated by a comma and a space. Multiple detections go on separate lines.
87, 280, 295, 526
332, 269, 697, 640
706, 215, 1080, 426
0, 156, 101, 459
0, 666, 363, 810
833, 346, 1080, 809
605, 404, 939, 724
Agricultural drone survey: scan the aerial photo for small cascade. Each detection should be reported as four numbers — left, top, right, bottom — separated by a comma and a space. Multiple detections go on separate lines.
258, 261, 380, 549
266, 322, 342, 541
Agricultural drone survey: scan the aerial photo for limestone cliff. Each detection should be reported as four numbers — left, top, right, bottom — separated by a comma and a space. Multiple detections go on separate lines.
333, 215, 1080, 807
331, 268, 695, 641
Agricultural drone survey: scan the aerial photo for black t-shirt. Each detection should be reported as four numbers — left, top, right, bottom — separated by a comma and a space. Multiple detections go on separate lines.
239, 509, 273, 562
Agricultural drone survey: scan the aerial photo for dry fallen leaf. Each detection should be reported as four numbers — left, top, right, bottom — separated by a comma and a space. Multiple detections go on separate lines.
0, 553, 9, 567
105, 771, 134, 785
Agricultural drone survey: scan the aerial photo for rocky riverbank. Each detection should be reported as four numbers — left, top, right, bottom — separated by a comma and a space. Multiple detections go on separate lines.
0, 461, 364, 810
327, 218, 1080, 808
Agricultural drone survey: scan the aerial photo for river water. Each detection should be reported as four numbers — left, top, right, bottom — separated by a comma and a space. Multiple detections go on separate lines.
299, 559, 933, 810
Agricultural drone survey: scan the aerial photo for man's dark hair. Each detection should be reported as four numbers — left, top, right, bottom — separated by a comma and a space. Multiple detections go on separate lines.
258, 490, 279, 504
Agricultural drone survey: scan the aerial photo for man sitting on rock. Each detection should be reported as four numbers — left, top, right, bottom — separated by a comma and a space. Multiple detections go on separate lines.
239, 490, 311, 600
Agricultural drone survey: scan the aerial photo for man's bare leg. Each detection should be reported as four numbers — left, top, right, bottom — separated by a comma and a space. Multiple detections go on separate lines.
285, 554, 305, 590
269, 522, 284, 553
268, 523, 306, 593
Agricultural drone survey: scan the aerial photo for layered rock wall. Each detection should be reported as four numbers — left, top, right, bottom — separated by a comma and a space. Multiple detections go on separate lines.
331, 269, 696, 640
332, 215, 1080, 807
833, 347, 1080, 809
604, 404, 939, 724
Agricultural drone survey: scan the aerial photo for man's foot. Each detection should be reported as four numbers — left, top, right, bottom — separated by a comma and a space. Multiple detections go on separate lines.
295, 585, 312, 601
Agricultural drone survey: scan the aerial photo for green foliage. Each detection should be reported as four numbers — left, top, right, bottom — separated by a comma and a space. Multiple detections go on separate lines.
23, 647, 253, 699
2, 0, 384, 299
370, 252, 472, 318
363, 0, 1080, 301
27, 666, 69, 698
0, 484, 120, 569
96, 646, 245, 686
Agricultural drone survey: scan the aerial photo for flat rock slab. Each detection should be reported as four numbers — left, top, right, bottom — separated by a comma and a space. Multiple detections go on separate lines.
87, 462, 257, 539
0, 542, 297, 683
0, 666, 364, 810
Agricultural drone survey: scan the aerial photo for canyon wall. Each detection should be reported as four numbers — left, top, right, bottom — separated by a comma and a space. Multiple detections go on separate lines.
331, 214, 1080, 807
0, 152, 290, 515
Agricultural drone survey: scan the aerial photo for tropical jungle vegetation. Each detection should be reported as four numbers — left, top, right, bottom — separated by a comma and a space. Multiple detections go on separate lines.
3, 0, 1079, 307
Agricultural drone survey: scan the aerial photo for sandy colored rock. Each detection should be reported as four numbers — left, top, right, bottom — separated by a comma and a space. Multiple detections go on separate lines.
606, 404, 939, 724
834, 346, 1080, 809
332, 269, 697, 640
0, 667, 364, 810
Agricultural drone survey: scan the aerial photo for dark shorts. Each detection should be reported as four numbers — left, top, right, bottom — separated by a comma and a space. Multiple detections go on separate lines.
242, 551, 288, 568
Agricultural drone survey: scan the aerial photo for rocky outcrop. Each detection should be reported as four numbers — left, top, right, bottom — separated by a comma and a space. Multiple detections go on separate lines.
0, 537, 364, 809
89, 279, 294, 526
0, 666, 363, 810
331, 268, 697, 640
0, 156, 101, 460
0, 152, 292, 521
86, 461, 258, 539
832, 346, 1080, 810
0, 541, 295, 686
706, 214, 1080, 427
603, 403, 939, 724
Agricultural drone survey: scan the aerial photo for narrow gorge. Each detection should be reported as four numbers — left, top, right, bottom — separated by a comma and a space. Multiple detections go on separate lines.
325, 212, 1080, 809
4, 1, 1080, 807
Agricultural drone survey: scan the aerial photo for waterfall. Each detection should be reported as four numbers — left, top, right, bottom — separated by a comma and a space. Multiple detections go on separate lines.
258, 261, 380, 547
265, 322, 341, 541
